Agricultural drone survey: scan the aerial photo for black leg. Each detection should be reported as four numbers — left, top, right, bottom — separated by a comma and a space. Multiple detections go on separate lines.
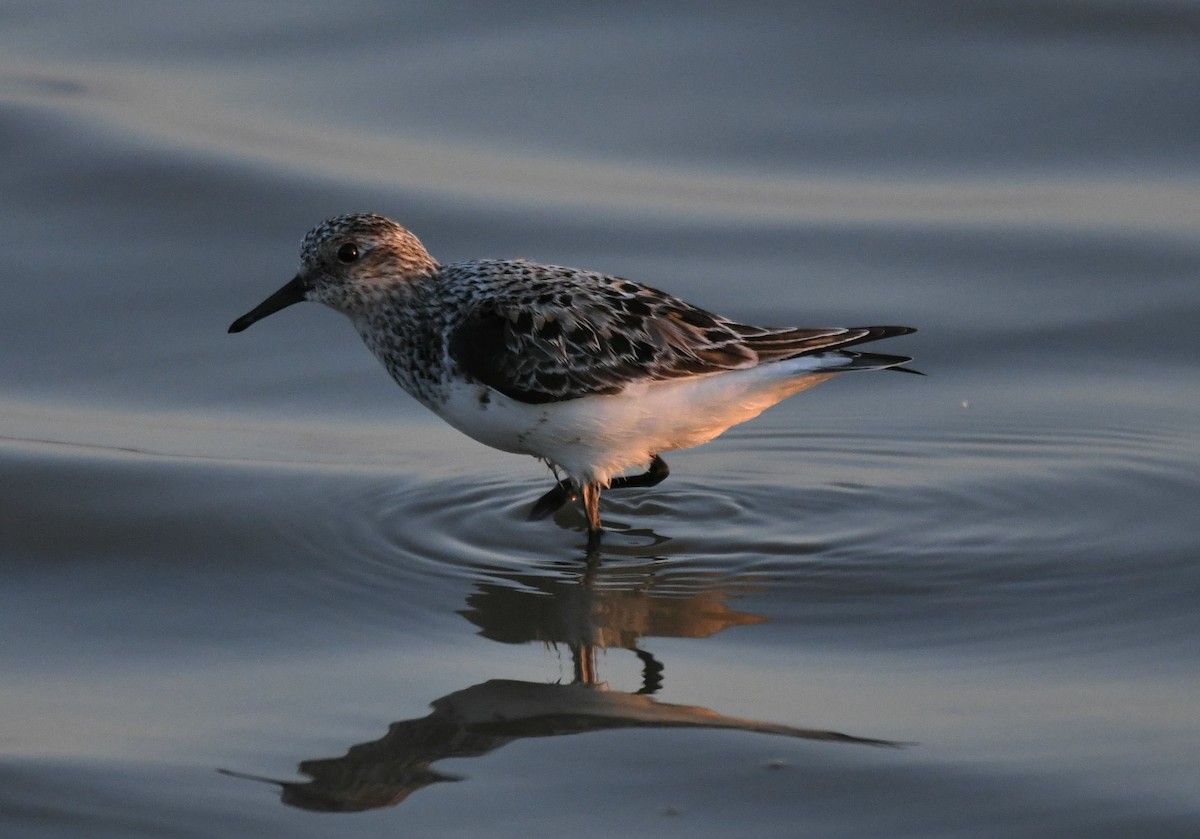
633, 647, 664, 695
585, 526, 602, 553
527, 478, 575, 520
528, 456, 668, 521
608, 455, 670, 491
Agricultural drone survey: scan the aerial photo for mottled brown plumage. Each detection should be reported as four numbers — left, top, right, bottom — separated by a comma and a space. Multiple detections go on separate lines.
230, 213, 917, 540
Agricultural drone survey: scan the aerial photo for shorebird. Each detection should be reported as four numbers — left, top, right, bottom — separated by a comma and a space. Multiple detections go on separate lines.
229, 214, 916, 540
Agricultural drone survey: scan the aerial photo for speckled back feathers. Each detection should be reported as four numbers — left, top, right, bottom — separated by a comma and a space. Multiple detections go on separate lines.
298, 214, 915, 408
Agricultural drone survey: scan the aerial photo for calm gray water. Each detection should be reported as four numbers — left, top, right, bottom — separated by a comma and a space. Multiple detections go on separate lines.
3, 2, 1199, 837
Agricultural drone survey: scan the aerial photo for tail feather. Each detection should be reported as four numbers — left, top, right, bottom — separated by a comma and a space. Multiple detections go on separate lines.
739, 325, 917, 363
834, 350, 920, 373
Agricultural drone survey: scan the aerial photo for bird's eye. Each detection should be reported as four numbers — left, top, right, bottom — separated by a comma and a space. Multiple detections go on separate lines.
336, 242, 360, 264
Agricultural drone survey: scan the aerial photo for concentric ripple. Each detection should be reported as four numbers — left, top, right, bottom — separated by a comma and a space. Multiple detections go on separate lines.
223, 412, 1200, 658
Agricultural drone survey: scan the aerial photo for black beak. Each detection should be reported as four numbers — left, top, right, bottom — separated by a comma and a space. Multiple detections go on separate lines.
228, 275, 309, 333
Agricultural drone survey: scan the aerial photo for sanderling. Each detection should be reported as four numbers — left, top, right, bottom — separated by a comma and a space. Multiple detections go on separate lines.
230, 213, 916, 540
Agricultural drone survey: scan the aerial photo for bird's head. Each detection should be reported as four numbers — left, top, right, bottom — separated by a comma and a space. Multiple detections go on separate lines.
229, 213, 438, 333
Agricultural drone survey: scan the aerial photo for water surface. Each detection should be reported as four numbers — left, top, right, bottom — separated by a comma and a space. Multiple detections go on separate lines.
2, 2, 1198, 837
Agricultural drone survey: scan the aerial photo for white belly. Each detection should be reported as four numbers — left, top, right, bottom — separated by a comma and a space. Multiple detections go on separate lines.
432, 357, 843, 485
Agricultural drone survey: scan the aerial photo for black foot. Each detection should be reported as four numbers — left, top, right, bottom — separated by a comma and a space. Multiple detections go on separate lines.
529, 456, 669, 525
528, 479, 575, 520
609, 455, 670, 491
633, 647, 664, 695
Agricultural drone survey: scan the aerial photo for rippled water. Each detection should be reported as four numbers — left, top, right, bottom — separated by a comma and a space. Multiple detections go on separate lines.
3, 2, 1199, 837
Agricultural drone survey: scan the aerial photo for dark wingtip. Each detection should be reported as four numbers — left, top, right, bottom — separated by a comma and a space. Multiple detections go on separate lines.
881, 328, 920, 374
815, 325, 917, 353
869, 325, 917, 338
862, 328, 920, 374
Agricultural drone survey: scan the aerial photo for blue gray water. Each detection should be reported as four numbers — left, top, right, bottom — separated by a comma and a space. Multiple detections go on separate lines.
2, 2, 1198, 837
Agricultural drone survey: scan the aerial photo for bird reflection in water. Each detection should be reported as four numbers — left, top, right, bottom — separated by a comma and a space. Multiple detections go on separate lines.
221, 553, 899, 812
